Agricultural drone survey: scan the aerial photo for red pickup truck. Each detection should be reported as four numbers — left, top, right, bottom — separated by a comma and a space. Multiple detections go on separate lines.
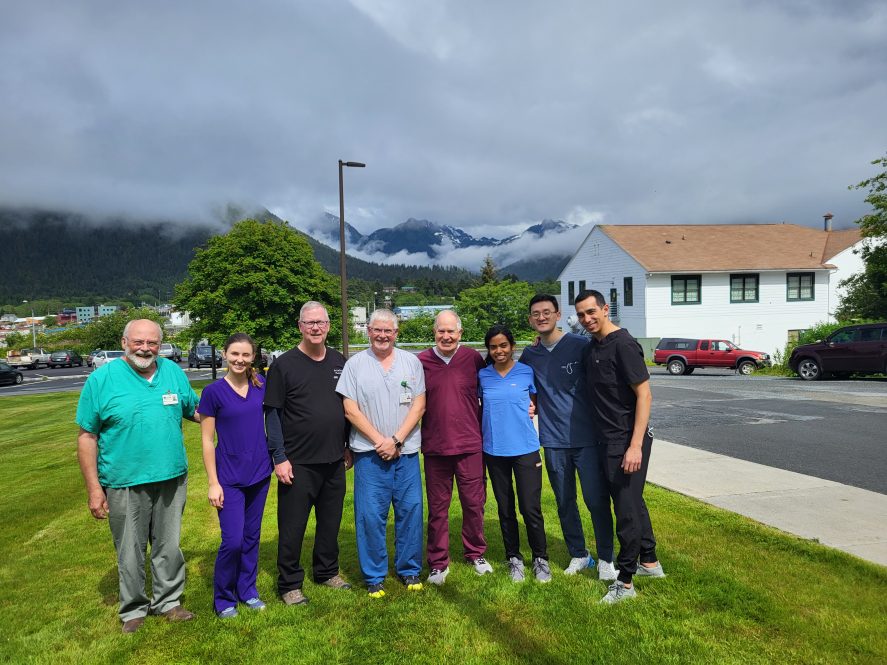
653, 338, 772, 375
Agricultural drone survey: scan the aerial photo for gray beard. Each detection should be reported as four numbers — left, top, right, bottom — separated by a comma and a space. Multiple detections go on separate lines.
126, 349, 155, 370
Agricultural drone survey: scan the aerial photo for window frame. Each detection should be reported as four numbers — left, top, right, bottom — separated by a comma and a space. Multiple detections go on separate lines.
624, 276, 633, 307
787, 272, 815, 302
730, 273, 760, 304
671, 275, 702, 305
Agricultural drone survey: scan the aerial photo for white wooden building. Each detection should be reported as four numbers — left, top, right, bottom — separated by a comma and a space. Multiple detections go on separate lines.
557, 223, 863, 356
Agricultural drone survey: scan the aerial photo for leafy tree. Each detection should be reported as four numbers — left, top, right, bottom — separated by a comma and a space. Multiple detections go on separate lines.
480, 255, 498, 285
396, 314, 437, 344
174, 218, 340, 352
836, 153, 887, 320
456, 279, 536, 341
80, 307, 166, 351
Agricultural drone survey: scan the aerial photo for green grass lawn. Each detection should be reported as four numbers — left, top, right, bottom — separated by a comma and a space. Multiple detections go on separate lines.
0, 389, 885, 664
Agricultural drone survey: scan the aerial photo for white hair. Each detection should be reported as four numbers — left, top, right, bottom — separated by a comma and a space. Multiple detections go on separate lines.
368, 308, 398, 329
122, 319, 163, 341
434, 309, 462, 331
299, 301, 329, 320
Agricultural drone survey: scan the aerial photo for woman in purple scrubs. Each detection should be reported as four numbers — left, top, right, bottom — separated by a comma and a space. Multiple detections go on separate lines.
199, 333, 273, 618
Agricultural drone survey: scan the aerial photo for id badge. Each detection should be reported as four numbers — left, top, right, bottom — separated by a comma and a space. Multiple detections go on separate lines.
399, 392, 412, 405
162, 392, 180, 406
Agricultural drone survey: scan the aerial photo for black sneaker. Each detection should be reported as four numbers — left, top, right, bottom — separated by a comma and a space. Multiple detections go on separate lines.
367, 583, 386, 599
398, 574, 423, 591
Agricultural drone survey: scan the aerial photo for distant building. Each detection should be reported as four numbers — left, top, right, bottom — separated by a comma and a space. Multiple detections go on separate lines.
393, 305, 452, 321
56, 309, 77, 325
76, 304, 118, 324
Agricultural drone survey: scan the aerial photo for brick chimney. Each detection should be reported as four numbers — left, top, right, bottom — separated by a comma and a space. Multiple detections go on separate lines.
823, 212, 833, 232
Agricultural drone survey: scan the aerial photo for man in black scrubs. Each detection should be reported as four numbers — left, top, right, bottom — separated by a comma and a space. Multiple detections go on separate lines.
574, 289, 665, 604
264, 301, 353, 606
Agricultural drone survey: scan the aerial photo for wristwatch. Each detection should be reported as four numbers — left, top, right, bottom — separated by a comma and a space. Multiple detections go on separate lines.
392, 435, 404, 449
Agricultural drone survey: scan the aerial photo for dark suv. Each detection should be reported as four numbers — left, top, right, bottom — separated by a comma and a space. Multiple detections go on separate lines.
188, 346, 222, 369
48, 350, 83, 368
789, 322, 887, 381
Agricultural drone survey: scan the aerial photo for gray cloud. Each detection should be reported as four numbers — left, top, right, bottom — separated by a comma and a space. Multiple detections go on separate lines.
1, 0, 884, 235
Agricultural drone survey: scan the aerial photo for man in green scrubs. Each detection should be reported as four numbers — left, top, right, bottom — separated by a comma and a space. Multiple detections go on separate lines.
76, 319, 200, 633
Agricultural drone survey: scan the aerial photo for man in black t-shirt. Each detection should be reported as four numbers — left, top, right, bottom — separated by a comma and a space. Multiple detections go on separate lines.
574, 289, 665, 604
264, 301, 352, 605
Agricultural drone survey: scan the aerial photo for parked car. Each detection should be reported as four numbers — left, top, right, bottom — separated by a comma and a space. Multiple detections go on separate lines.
653, 338, 772, 375
86, 349, 101, 367
48, 350, 84, 368
92, 350, 125, 368
789, 322, 887, 381
188, 346, 222, 369
158, 343, 183, 362
0, 361, 24, 386
6, 348, 51, 369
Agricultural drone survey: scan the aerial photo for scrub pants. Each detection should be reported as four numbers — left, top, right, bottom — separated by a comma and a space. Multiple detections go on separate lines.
601, 431, 658, 583
484, 451, 548, 561
353, 451, 423, 586
424, 451, 487, 570
544, 446, 614, 562
214, 477, 271, 613
106, 474, 187, 622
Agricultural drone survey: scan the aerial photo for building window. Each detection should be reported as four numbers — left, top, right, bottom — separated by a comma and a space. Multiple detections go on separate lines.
730, 274, 759, 303
624, 277, 633, 306
568, 281, 575, 305
787, 272, 814, 301
671, 275, 701, 305
578, 280, 586, 293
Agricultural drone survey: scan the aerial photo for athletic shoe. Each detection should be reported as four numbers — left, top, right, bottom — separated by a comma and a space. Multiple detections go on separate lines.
281, 589, 309, 606
470, 557, 494, 575
597, 561, 618, 581
636, 562, 666, 578
399, 575, 423, 591
367, 583, 386, 599
217, 606, 238, 619
564, 555, 591, 576
507, 556, 526, 582
427, 567, 450, 585
321, 574, 352, 590
600, 581, 637, 604
532, 557, 552, 583
243, 597, 266, 611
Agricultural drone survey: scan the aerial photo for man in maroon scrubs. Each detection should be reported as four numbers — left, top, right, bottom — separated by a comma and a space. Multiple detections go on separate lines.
418, 310, 492, 585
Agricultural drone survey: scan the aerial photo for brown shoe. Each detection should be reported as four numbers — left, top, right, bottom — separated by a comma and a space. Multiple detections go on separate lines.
320, 574, 352, 590
281, 589, 309, 605
162, 605, 195, 622
122, 617, 145, 634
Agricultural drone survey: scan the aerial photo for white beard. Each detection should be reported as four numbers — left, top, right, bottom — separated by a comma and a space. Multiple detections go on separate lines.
126, 349, 155, 370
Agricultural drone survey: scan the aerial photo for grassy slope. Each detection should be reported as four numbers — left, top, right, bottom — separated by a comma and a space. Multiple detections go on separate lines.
0, 391, 884, 665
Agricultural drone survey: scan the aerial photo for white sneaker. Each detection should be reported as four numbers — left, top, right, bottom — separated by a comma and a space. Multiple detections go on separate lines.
600, 580, 637, 604
597, 560, 618, 581
564, 555, 591, 576
636, 562, 666, 578
470, 557, 493, 575
427, 567, 449, 585
507, 557, 526, 582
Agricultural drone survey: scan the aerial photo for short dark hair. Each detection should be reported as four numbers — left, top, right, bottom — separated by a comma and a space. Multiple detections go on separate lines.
528, 293, 559, 313
484, 324, 515, 365
574, 289, 606, 308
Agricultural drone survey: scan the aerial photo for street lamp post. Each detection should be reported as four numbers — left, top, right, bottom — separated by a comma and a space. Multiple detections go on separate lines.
338, 159, 365, 357
22, 300, 36, 347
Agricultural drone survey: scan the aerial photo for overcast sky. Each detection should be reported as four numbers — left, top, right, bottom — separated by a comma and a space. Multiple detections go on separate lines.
2, 1, 885, 239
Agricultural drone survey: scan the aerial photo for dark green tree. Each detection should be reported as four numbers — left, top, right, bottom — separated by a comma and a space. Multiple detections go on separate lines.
480, 255, 498, 285
836, 153, 887, 320
456, 279, 535, 341
174, 218, 340, 352
396, 314, 437, 344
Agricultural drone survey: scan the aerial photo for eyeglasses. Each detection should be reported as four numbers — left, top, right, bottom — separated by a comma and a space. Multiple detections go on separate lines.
530, 310, 556, 319
300, 320, 330, 328
127, 339, 160, 348
370, 327, 397, 335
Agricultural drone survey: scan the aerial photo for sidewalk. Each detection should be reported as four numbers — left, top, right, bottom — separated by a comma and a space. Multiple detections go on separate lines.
648, 439, 887, 567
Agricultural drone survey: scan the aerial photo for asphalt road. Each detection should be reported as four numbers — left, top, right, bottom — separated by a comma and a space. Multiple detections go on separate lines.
648, 368, 887, 494
3, 362, 885, 494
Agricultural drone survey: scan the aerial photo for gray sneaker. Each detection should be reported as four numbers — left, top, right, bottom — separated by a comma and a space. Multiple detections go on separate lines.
636, 562, 666, 578
470, 557, 493, 575
321, 574, 352, 589
600, 581, 637, 604
564, 555, 591, 576
507, 556, 526, 582
532, 557, 552, 583
597, 560, 618, 581
427, 567, 450, 585
281, 589, 309, 606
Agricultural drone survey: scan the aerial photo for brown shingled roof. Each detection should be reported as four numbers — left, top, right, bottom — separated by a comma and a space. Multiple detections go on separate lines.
598, 224, 861, 272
